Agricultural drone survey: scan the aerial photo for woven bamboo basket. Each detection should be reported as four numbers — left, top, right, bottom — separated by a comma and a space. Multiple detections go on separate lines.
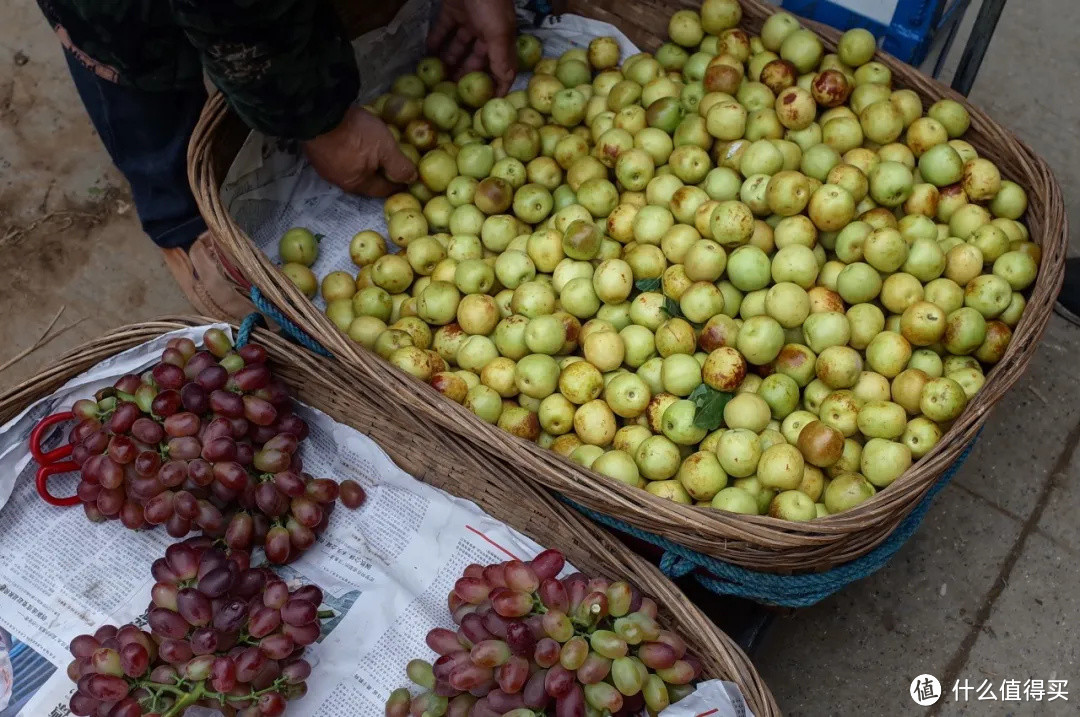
0, 316, 779, 717
188, 0, 1067, 573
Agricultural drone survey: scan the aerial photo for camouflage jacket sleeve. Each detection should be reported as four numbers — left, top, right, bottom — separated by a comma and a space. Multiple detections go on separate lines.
170, 0, 359, 140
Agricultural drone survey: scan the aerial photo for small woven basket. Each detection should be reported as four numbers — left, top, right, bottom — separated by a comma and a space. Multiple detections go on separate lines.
0, 316, 780, 717
188, 0, 1067, 575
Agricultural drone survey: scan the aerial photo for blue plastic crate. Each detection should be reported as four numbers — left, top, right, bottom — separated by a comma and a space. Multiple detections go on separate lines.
780, 0, 964, 66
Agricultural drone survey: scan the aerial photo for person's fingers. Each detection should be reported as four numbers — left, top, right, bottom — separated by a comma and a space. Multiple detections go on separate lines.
482, 27, 516, 95
355, 173, 402, 198
427, 9, 455, 53
443, 26, 475, 67
460, 40, 488, 75
378, 140, 419, 184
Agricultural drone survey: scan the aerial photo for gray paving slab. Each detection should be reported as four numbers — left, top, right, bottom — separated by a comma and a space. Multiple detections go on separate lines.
756, 485, 1023, 716
936, 533, 1079, 716
1037, 433, 1080, 554
953, 316, 1080, 520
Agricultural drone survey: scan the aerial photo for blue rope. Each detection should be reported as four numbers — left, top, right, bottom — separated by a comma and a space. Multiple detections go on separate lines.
563, 433, 980, 607
235, 312, 262, 348
247, 286, 333, 357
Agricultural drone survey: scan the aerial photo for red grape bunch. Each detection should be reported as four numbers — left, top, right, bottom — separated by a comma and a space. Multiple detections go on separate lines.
386, 548, 701, 717
63, 328, 343, 563
66, 537, 326, 717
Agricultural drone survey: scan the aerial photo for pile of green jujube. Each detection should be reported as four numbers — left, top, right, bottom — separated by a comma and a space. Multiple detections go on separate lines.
278, 0, 1040, 523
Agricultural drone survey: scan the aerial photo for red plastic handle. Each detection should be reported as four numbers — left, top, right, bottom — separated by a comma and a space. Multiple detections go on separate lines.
30, 411, 80, 507
36, 462, 82, 506
30, 411, 75, 464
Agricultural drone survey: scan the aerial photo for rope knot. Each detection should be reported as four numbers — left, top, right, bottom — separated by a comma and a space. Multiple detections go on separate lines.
248, 287, 333, 357
660, 551, 697, 578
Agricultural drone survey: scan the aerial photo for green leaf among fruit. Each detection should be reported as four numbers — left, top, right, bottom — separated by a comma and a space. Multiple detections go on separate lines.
690, 383, 733, 431
635, 277, 662, 292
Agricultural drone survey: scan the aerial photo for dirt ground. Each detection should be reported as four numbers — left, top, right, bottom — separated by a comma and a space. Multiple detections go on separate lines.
0, 0, 189, 388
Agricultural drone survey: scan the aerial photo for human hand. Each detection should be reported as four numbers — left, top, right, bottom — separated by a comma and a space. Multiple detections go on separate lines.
428, 0, 517, 95
302, 107, 417, 197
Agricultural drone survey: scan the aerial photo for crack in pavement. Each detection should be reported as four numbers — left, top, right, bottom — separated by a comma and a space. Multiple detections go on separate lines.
929, 416, 1080, 715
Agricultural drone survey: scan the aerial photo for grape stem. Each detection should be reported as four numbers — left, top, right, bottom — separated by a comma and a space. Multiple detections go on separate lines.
135, 678, 191, 712
237, 631, 260, 646
317, 609, 335, 620
139, 675, 291, 716
161, 681, 204, 717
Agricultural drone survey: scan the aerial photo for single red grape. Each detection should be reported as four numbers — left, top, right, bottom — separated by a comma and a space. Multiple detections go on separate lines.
209, 390, 244, 418
119, 501, 145, 530
305, 478, 339, 503
157, 638, 193, 665
281, 598, 317, 626
281, 658, 311, 684
289, 496, 322, 528
76, 480, 101, 503
197, 364, 229, 391
69, 634, 100, 659
238, 344, 268, 364
233, 363, 271, 391
180, 383, 210, 414
152, 363, 185, 390
243, 395, 277, 426
106, 402, 140, 434
281, 620, 319, 646
259, 633, 295, 660
203, 328, 233, 357
276, 413, 309, 439
166, 436, 201, 460
291, 584, 323, 606
210, 655, 238, 693
187, 458, 213, 487
286, 518, 316, 551
263, 581, 289, 609
264, 526, 291, 564
147, 608, 189, 639
225, 512, 254, 550
96, 487, 124, 516
165, 512, 192, 538
273, 470, 306, 497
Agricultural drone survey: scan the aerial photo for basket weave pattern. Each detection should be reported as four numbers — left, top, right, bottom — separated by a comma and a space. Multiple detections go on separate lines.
188, 0, 1067, 572
0, 316, 779, 717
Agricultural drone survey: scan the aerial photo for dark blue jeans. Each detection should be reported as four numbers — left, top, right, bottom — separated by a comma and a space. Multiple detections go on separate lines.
64, 50, 207, 249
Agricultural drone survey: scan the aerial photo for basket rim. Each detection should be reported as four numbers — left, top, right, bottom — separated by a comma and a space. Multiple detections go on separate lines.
185, 0, 1068, 572
0, 315, 780, 717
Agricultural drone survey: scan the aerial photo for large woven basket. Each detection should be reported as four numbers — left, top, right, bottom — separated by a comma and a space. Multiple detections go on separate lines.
0, 316, 779, 717
188, 0, 1067, 573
